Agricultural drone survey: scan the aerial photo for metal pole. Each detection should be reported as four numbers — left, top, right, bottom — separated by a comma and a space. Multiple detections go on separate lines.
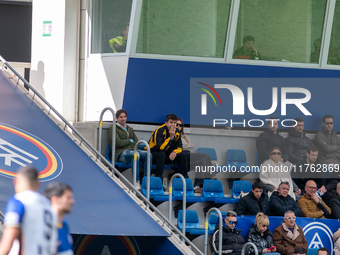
133, 140, 150, 199
204, 208, 223, 255
168, 173, 186, 240
98, 107, 115, 165
242, 242, 258, 255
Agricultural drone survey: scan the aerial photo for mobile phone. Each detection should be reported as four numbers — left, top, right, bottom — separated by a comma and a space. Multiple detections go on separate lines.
268, 246, 276, 251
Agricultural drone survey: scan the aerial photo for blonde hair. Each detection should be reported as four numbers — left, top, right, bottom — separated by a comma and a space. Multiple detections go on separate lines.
256, 212, 269, 226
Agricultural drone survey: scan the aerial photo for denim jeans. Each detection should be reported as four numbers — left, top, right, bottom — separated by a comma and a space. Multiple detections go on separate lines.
117, 150, 152, 181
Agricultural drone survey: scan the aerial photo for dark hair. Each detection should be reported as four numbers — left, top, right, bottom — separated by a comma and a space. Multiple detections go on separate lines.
116, 109, 127, 119
177, 117, 185, 135
44, 182, 72, 200
270, 146, 281, 154
226, 211, 237, 217
18, 166, 39, 185
307, 145, 318, 154
243, 35, 255, 44
295, 117, 304, 122
323, 115, 334, 122
278, 181, 290, 189
166, 114, 177, 122
294, 247, 307, 255
252, 181, 263, 190
318, 248, 329, 255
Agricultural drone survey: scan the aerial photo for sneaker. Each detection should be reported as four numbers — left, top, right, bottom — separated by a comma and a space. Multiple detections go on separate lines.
135, 181, 141, 191
194, 186, 202, 193
163, 178, 168, 189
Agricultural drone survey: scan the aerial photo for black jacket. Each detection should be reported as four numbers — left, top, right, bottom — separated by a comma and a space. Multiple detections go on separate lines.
212, 225, 245, 255
246, 224, 274, 255
285, 128, 312, 164
256, 130, 289, 166
235, 191, 269, 216
327, 191, 340, 219
269, 191, 302, 217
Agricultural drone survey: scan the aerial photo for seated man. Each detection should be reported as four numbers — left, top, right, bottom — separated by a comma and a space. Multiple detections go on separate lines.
285, 117, 312, 164
294, 247, 307, 255
326, 182, 340, 219
269, 181, 302, 217
273, 211, 308, 255
212, 211, 245, 255
148, 114, 188, 180
235, 181, 269, 215
233, 35, 261, 60
297, 180, 331, 218
109, 109, 150, 189
109, 25, 128, 53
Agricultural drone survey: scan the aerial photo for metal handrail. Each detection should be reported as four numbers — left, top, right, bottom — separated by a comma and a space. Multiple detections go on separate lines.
242, 242, 258, 255
205, 208, 223, 255
168, 174, 186, 240
0, 57, 204, 255
133, 140, 151, 199
98, 107, 116, 163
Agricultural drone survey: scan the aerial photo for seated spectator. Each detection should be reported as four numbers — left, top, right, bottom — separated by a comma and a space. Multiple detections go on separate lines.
256, 118, 289, 166
109, 25, 128, 53
297, 180, 331, 218
334, 229, 340, 255
246, 212, 278, 255
148, 114, 188, 180
212, 211, 245, 255
109, 109, 151, 189
233, 35, 261, 60
269, 181, 302, 217
318, 248, 329, 255
260, 146, 300, 199
235, 181, 269, 216
176, 118, 214, 193
273, 210, 308, 255
326, 182, 340, 219
285, 117, 312, 164
294, 247, 307, 255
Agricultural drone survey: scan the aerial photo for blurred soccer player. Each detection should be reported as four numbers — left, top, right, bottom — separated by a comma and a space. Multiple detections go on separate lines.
0, 166, 57, 255
45, 182, 75, 255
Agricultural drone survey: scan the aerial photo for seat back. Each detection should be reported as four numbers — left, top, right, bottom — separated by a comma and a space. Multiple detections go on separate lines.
173, 178, 195, 197
177, 210, 200, 230
232, 181, 252, 198
226, 149, 247, 167
197, 147, 217, 161
106, 143, 112, 163
307, 248, 319, 255
142, 177, 164, 196
208, 211, 227, 232
202, 180, 224, 198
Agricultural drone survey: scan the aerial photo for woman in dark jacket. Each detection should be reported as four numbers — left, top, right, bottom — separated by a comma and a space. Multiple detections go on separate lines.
246, 213, 279, 255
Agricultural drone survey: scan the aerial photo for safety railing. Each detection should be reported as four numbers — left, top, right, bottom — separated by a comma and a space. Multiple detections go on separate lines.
133, 140, 151, 198
0, 57, 204, 255
242, 242, 258, 255
98, 107, 116, 163
205, 208, 223, 255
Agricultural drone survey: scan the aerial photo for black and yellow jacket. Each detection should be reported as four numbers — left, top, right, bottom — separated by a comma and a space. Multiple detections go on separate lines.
148, 124, 182, 154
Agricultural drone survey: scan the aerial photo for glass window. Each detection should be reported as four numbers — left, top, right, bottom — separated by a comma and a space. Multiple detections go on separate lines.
91, 0, 132, 54
328, 0, 340, 65
233, 0, 327, 63
136, 0, 231, 58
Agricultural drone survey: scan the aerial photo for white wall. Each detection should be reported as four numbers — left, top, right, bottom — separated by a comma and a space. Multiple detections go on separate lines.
30, 0, 79, 121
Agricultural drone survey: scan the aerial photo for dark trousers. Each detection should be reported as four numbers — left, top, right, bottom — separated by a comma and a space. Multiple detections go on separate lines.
151, 151, 188, 179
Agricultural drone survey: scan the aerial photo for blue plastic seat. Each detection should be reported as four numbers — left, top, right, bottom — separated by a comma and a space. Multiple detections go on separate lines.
307, 248, 319, 255
232, 180, 252, 199
177, 210, 205, 235
172, 178, 205, 203
141, 176, 173, 201
197, 147, 217, 161
202, 180, 237, 204
226, 149, 248, 171
208, 211, 227, 234
106, 143, 132, 168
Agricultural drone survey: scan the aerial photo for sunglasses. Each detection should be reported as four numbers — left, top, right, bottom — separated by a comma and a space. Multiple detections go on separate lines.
325, 122, 334, 125
176, 124, 183, 127
285, 217, 296, 220
227, 220, 238, 225
262, 224, 268, 228
271, 152, 282, 155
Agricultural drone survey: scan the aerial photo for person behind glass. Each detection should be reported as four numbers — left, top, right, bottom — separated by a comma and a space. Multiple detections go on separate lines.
109, 109, 150, 190
212, 211, 245, 255
233, 35, 261, 60
273, 211, 308, 255
246, 212, 279, 255
311, 38, 321, 63
176, 118, 214, 192
294, 247, 307, 255
269, 181, 301, 217
109, 24, 129, 53
260, 146, 300, 200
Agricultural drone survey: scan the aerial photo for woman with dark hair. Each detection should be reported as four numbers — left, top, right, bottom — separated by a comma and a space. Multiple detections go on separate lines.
177, 118, 214, 192
260, 146, 297, 199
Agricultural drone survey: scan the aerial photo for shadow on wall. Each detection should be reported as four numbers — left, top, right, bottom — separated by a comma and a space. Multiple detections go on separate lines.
30, 60, 45, 98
